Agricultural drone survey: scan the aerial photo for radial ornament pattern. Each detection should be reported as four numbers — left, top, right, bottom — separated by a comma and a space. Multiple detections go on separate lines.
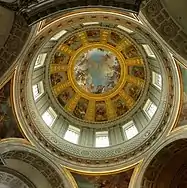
50, 29, 146, 123
13, 9, 180, 171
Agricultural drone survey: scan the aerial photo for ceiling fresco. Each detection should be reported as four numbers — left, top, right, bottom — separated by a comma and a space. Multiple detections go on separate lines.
179, 65, 187, 126
0, 79, 23, 139
74, 48, 121, 94
71, 169, 133, 188
50, 28, 146, 123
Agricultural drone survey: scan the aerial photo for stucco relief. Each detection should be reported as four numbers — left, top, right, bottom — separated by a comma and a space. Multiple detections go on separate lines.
0, 14, 30, 82
141, 0, 187, 63
12, 10, 180, 172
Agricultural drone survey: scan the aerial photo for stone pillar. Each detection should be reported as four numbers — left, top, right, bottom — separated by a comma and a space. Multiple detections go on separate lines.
52, 117, 69, 137
79, 127, 94, 147
109, 126, 123, 145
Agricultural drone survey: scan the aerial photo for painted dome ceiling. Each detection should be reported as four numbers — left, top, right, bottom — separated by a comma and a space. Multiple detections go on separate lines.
12, 9, 181, 171
50, 28, 146, 123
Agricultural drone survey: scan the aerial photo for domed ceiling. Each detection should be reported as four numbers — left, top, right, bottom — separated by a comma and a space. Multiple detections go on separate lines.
50, 28, 146, 123
13, 9, 181, 171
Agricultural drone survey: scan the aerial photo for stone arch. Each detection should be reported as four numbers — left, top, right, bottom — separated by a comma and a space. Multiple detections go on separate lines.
131, 128, 187, 188
0, 139, 74, 188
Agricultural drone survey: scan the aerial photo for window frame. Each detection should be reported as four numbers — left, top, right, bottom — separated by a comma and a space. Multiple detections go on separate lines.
42, 107, 57, 127
143, 99, 157, 119
50, 30, 67, 41
32, 81, 44, 100
64, 125, 80, 144
34, 53, 47, 69
123, 121, 138, 140
152, 71, 162, 90
95, 131, 109, 148
82, 22, 99, 26
142, 44, 156, 58
117, 25, 133, 33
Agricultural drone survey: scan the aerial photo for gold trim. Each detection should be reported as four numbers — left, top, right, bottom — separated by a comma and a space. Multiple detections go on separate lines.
85, 100, 96, 121
167, 62, 184, 134
0, 138, 31, 145
68, 43, 127, 100
10, 74, 30, 141
59, 44, 74, 55
126, 75, 145, 88
78, 31, 88, 46
53, 80, 71, 96
100, 30, 110, 44
116, 38, 131, 51
128, 160, 144, 188
119, 90, 135, 109
0, 70, 15, 89
63, 168, 78, 188
65, 93, 81, 112
62, 160, 142, 176
105, 99, 117, 119
50, 64, 69, 74
125, 57, 144, 66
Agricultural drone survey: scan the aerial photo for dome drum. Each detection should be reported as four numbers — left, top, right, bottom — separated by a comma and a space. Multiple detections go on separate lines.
13, 9, 181, 171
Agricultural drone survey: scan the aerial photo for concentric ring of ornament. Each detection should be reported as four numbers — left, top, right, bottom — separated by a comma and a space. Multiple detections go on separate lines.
69, 43, 126, 100
13, 9, 180, 171
73, 47, 121, 95
50, 28, 146, 122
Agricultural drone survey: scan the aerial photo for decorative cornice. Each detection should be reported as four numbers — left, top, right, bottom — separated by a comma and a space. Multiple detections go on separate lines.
131, 127, 187, 187
141, 0, 187, 65
44, 25, 150, 128
0, 166, 36, 188
0, 139, 74, 188
13, 10, 181, 171
22, 0, 142, 25
0, 13, 30, 84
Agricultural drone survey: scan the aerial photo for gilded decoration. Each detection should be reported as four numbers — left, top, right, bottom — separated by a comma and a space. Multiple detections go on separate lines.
13, 10, 180, 169
50, 29, 146, 122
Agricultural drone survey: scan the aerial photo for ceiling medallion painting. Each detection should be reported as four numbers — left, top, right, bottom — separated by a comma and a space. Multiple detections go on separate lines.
74, 47, 121, 94
50, 29, 146, 122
